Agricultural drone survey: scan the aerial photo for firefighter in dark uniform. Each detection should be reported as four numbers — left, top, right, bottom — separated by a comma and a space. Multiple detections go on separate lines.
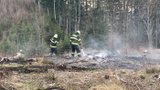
70, 31, 81, 57
50, 34, 58, 56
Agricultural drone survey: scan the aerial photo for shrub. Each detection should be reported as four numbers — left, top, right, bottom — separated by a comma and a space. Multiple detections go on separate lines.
58, 35, 71, 55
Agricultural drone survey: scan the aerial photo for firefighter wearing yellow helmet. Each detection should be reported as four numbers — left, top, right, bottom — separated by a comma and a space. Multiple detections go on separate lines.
70, 30, 81, 57
50, 34, 58, 56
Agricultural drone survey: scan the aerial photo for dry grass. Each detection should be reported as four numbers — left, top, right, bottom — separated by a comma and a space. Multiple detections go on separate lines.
4, 72, 47, 90
156, 86, 160, 90
30, 57, 54, 66
89, 83, 125, 90
1, 59, 160, 90
55, 70, 107, 90
41, 59, 54, 65
0, 63, 23, 67
45, 70, 56, 81
146, 67, 160, 74
54, 69, 126, 90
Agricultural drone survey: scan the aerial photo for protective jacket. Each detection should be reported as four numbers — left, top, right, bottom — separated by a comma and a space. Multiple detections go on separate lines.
70, 34, 81, 46
50, 38, 58, 48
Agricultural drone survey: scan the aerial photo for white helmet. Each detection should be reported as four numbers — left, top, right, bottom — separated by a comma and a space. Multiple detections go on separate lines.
19, 50, 23, 52
54, 34, 58, 38
76, 30, 81, 35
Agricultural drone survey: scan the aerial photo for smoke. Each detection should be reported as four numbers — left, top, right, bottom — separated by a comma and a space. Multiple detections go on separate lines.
85, 32, 124, 55
84, 31, 146, 58
85, 36, 100, 49
106, 32, 123, 54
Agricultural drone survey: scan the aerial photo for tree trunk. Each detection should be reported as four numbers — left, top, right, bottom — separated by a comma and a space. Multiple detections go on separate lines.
54, 0, 56, 20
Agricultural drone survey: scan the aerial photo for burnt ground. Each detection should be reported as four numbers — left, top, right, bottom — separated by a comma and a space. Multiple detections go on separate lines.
51, 54, 160, 70
44, 48, 160, 70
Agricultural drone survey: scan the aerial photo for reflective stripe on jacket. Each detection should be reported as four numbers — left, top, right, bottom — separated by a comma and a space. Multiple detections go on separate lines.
70, 34, 81, 45
50, 38, 58, 48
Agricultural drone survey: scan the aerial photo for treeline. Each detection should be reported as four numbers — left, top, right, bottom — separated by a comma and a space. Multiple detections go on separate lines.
40, 0, 160, 51
0, 0, 160, 56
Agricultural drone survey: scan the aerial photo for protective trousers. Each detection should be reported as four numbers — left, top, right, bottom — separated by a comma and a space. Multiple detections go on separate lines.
50, 47, 57, 56
71, 44, 81, 57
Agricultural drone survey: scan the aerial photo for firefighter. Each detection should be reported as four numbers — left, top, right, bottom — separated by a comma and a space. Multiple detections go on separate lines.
70, 30, 81, 57
50, 34, 58, 56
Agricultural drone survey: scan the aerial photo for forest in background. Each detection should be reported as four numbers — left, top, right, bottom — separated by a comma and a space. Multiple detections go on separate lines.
0, 0, 160, 56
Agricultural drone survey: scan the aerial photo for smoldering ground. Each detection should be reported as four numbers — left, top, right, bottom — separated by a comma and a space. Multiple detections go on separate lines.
67, 31, 160, 70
